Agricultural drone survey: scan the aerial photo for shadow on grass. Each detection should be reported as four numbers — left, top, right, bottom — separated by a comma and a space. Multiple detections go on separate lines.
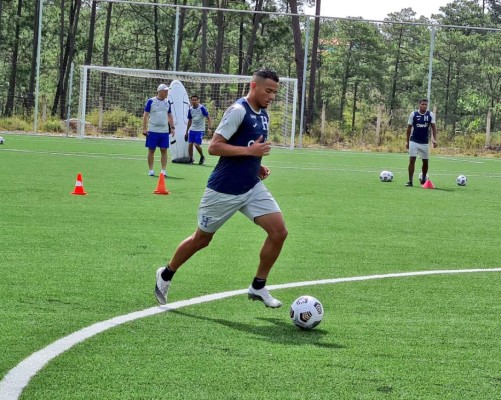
431, 187, 455, 192
170, 309, 344, 349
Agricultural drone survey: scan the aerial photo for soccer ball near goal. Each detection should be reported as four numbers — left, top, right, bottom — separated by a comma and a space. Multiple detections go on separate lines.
0, 136, 4, 144
379, 170, 393, 182
456, 175, 467, 186
290, 295, 324, 330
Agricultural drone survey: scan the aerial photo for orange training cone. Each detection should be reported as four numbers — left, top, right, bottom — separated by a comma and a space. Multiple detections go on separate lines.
422, 180, 435, 189
153, 173, 170, 195
71, 173, 87, 195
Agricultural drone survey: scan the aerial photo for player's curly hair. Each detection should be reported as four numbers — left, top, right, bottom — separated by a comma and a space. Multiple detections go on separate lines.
253, 68, 279, 83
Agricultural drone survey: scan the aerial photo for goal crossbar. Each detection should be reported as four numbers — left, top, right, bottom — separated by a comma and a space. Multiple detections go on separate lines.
78, 65, 298, 148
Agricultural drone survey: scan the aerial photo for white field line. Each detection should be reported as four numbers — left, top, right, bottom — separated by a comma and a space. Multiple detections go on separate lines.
3, 148, 501, 178
1, 267, 500, 400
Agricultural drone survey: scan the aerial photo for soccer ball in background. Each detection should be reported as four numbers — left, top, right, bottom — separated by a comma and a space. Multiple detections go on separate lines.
379, 170, 394, 182
0, 136, 4, 144
290, 295, 324, 330
456, 175, 467, 186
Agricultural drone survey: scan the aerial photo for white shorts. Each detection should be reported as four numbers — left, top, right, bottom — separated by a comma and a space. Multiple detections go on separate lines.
409, 141, 429, 159
197, 181, 281, 233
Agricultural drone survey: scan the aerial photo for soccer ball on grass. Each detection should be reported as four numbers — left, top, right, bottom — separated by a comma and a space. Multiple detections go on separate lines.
379, 170, 394, 182
290, 295, 324, 330
418, 172, 428, 182
456, 175, 467, 186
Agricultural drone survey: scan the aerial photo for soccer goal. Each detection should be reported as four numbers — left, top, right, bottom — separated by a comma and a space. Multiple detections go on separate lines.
77, 66, 298, 149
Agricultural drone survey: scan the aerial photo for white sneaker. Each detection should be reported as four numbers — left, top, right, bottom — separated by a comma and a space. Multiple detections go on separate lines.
149, 170, 155, 176
154, 267, 171, 305
248, 285, 282, 308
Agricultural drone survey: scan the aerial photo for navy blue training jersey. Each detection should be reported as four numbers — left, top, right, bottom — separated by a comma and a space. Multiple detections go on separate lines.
408, 110, 435, 144
207, 98, 270, 195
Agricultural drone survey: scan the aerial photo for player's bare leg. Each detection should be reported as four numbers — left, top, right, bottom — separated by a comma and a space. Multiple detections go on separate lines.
148, 148, 156, 176
169, 228, 214, 270
406, 156, 417, 186
195, 143, 205, 164
160, 148, 167, 175
155, 228, 214, 305
248, 212, 288, 308
421, 159, 429, 184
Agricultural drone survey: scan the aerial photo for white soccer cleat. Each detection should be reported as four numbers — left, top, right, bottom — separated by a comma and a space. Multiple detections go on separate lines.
248, 285, 282, 308
154, 267, 171, 305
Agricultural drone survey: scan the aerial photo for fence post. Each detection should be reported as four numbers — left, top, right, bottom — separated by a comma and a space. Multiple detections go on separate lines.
376, 102, 383, 145
486, 107, 492, 147
98, 97, 103, 131
320, 100, 326, 145
42, 95, 47, 123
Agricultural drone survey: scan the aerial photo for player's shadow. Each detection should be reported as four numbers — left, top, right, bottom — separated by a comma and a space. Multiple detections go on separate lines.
170, 309, 343, 349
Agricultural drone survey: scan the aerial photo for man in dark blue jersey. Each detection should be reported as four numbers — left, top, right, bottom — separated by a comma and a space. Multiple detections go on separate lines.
405, 99, 437, 187
154, 68, 287, 308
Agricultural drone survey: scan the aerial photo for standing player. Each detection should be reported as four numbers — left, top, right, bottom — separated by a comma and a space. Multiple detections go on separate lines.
184, 95, 212, 165
154, 68, 287, 308
142, 83, 175, 176
405, 98, 437, 186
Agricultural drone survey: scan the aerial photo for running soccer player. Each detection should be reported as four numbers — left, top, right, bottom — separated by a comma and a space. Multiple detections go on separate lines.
154, 68, 287, 308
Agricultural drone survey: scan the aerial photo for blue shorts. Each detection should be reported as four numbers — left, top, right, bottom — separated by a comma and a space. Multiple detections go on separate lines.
145, 132, 170, 149
188, 130, 204, 145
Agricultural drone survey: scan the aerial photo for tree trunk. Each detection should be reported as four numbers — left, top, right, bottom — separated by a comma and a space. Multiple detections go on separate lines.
100, 1, 112, 105
84, 1, 97, 66
306, 0, 321, 128
351, 80, 358, 131
175, 0, 188, 71
241, 0, 264, 76
199, 0, 209, 99
339, 42, 354, 123
4, 0, 22, 117
51, 0, 81, 118
388, 28, 403, 126
288, 0, 304, 112
26, 0, 40, 112
213, 1, 227, 107
0, 0, 5, 55
153, 0, 160, 70
214, 2, 226, 74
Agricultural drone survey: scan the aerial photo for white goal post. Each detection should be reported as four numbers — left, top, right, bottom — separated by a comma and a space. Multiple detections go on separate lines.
78, 66, 298, 149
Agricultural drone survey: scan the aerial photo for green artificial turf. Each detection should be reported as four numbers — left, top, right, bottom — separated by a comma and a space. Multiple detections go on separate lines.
0, 134, 499, 399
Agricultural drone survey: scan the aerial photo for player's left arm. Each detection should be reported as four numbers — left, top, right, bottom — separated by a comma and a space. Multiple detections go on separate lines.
430, 111, 437, 148
206, 115, 213, 135
168, 111, 175, 136
259, 165, 271, 180
431, 123, 437, 147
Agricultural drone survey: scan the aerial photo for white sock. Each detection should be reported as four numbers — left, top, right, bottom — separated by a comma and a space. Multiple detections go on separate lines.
149, 169, 154, 174
161, 169, 166, 176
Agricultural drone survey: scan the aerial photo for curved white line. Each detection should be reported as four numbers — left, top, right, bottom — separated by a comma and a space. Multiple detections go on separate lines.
1, 268, 499, 399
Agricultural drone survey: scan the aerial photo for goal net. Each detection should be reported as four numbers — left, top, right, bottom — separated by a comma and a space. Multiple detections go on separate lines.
78, 66, 298, 149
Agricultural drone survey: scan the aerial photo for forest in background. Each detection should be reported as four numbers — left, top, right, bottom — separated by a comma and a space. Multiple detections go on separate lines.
0, 0, 499, 148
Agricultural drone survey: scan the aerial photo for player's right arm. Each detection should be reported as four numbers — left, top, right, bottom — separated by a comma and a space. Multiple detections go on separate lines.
143, 99, 153, 136
185, 119, 192, 141
405, 112, 414, 149
142, 111, 149, 136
